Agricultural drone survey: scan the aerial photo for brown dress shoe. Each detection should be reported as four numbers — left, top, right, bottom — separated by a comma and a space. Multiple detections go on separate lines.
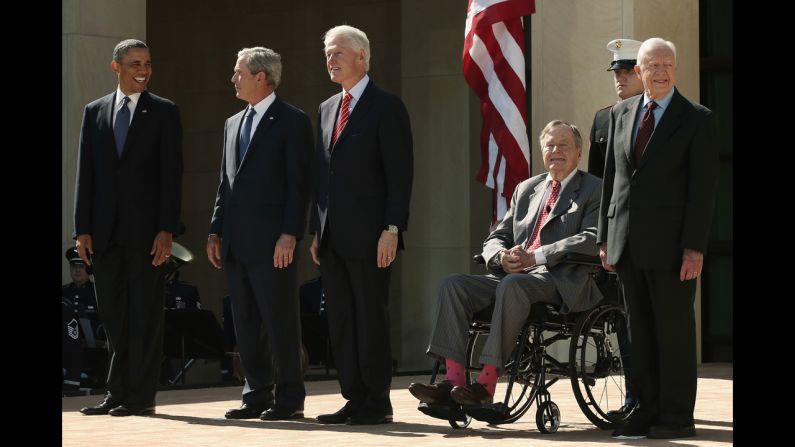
408, 380, 454, 404
450, 383, 494, 406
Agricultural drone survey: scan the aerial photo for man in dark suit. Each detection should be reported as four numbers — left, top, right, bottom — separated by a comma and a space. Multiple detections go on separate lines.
587, 38, 645, 420
208, 47, 312, 421
310, 25, 413, 425
409, 121, 602, 409
598, 38, 719, 440
74, 39, 183, 417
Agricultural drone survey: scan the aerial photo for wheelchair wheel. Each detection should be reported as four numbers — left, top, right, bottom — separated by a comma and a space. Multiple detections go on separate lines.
448, 414, 472, 429
464, 326, 541, 424
535, 401, 560, 433
569, 304, 633, 429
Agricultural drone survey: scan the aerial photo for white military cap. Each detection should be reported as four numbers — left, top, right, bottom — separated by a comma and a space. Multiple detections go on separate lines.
606, 38, 642, 71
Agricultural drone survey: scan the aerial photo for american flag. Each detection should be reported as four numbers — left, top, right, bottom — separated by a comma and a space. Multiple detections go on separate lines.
463, 0, 535, 224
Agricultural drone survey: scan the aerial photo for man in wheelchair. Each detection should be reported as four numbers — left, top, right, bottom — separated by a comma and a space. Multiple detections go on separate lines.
409, 120, 603, 414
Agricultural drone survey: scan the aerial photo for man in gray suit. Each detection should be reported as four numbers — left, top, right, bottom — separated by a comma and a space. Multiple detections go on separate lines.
599, 38, 719, 440
409, 120, 603, 408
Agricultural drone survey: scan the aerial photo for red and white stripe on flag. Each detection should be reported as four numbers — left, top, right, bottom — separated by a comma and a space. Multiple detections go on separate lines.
463, 0, 534, 224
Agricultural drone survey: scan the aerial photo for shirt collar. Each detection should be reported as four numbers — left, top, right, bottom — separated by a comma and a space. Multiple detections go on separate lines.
249, 91, 277, 116
544, 168, 578, 190
115, 88, 142, 107
343, 74, 370, 102
642, 86, 675, 111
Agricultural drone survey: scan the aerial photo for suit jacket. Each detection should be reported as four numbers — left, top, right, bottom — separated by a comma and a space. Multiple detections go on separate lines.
73, 90, 182, 254
597, 88, 719, 270
210, 97, 313, 264
587, 104, 612, 177
310, 80, 413, 259
483, 170, 603, 313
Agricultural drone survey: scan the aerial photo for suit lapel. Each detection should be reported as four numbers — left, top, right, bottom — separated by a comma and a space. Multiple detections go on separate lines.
120, 91, 151, 159
100, 93, 117, 159
226, 110, 244, 183
620, 95, 643, 166
323, 93, 342, 154
237, 98, 282, 173
522, 180, 547, 244
544, 171, 581, 228
636, 88, 686, 172
332, 81, 377, 152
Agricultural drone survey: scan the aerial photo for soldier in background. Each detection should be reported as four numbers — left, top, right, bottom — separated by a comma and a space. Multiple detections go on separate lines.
62, 248, 102, 391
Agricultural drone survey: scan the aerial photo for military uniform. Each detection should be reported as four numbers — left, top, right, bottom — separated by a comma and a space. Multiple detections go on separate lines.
62, 248, 106, 390
588, 104, 613, 177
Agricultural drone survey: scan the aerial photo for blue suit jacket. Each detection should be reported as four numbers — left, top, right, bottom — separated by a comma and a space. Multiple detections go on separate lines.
210, 97, 313, 264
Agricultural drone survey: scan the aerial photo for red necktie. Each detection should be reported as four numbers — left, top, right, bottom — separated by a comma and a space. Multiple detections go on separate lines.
634, 101, 657, 166
332, 92, 353, 147
526, 180, 561, 250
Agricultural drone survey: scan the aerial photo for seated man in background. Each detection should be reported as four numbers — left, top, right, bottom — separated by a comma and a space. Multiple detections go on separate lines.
409, 121, 603, 408
62, 248, 103, 391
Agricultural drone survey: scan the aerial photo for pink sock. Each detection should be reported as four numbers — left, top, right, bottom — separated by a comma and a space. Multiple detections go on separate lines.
445, 358, 466, 387
476, 363, 499, 396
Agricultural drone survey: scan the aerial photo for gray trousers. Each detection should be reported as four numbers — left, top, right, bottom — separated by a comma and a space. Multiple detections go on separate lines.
427, 270, 561, 372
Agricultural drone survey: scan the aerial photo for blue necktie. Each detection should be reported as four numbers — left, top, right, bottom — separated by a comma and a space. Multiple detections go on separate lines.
238, 108, 256, 162
114, 96, 131, 157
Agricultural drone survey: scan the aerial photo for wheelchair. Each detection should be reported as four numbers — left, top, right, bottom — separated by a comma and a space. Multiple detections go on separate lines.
417, 253, 635, 433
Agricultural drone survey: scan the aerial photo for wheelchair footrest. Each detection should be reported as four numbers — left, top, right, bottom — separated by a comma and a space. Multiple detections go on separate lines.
417, 402, 469, 422
463, 403, 511, 424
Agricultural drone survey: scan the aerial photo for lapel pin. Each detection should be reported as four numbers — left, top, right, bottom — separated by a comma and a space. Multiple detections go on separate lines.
141, 109, 148, 113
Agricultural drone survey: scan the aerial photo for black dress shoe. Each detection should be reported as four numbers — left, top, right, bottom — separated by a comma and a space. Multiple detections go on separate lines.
611, 416, 651, 439
108, 404, 156, 417
317, 403, 357, 424
225, 402, 272, 419
408, 380, 454, 404
347, 413, 393, 425
605, 403, 636, 420
648, 423, 696, 439
450, 383, 493, 406
80, 393, 121, 415
260, 406, 304, 420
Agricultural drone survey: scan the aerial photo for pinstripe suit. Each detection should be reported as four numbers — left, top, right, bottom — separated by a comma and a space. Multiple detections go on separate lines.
426, 170, 602, 369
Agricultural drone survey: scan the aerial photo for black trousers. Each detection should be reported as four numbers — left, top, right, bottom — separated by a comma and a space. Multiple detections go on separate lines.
92, 243, 165, 407
616, 248, 697, 426
224, 250, 305, 409
319, 231, 393, 416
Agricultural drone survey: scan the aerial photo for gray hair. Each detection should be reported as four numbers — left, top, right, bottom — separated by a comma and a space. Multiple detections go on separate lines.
539, 120, 583, 150
637, 37, 677, 66
324, 25, 371, 71
237, 47, 282, 88
113, 39, 148, 63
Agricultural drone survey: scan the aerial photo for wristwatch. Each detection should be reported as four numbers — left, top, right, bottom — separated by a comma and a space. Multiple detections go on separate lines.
385, 225, 399, 235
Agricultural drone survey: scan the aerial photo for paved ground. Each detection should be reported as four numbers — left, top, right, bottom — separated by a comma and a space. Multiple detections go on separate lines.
62, 363, 732, 446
